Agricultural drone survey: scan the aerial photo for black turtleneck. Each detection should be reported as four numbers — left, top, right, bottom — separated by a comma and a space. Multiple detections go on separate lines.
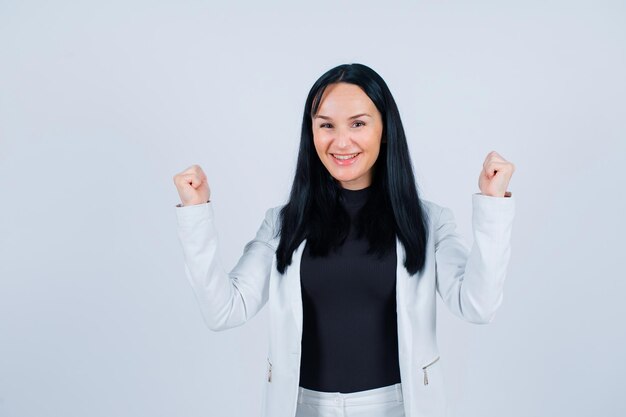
298, 185, 400, 393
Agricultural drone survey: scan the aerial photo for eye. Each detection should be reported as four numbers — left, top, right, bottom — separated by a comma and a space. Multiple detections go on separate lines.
353, 121, 365, 127
320, 123, 332, 128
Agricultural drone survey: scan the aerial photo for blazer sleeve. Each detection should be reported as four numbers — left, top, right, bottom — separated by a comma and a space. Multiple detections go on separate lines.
175, 202, 277, 331
434, 193, 516, 324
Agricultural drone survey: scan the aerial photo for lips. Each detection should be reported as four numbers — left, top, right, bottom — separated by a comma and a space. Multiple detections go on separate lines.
330, 152, 361, 165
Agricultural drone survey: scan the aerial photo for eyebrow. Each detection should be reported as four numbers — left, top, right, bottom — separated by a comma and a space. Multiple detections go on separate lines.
314, 113, 372, 120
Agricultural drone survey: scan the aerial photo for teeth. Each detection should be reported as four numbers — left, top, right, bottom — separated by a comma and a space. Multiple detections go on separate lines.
333, 153, 359, 160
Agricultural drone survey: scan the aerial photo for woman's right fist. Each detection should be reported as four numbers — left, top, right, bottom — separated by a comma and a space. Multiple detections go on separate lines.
173, 164, 211, 207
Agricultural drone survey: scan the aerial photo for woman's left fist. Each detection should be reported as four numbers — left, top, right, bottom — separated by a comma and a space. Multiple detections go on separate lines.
478, 151, 515, 197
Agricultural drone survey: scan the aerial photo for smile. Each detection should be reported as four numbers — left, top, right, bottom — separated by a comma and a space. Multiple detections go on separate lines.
333, 153, 359, 160
331, 153, 361, 165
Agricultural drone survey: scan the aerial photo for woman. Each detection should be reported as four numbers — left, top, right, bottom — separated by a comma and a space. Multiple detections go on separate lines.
172, 63, 515, 417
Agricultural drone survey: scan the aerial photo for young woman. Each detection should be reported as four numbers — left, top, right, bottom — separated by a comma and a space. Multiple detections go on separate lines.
172, 63, 515, 417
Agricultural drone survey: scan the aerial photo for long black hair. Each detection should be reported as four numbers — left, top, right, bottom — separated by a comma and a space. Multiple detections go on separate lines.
275, 63, 430, 276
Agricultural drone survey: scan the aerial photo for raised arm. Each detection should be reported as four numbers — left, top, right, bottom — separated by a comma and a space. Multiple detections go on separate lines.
175, 202, 277, 331
435, 150, 516, 324
435, 193, 515, 324
173, 164, 277, 331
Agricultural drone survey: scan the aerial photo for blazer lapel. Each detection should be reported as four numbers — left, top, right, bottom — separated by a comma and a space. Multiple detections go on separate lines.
288, 239, 306, 337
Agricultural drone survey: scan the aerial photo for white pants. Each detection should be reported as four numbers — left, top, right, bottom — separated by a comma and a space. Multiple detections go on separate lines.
295, 382, 405, 417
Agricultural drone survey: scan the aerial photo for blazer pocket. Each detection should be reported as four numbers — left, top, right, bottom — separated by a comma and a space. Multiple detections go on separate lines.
421, 355, 440, 386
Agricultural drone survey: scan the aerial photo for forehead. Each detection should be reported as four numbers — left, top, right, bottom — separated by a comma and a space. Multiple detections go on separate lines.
315, 83, 375, 114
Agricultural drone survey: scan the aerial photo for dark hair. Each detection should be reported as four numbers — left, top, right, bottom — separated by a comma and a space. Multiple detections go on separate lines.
275, 63, 430, 276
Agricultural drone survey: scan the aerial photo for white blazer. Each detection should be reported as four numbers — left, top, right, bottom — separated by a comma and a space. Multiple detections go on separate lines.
175, 192, 515, 417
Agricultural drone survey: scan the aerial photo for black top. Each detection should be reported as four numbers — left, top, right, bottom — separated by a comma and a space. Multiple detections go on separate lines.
298, 185, 400, 393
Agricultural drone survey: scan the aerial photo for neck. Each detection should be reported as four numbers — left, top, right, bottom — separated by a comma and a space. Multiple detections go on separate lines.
339, 185, 370, 209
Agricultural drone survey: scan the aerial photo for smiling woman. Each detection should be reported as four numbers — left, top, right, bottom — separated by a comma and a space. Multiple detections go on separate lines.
276, 63, 434, 272
172, 63, 516, 417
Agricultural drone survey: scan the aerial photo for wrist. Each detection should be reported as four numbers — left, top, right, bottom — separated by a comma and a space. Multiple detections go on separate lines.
176, 199, 211, 207
479, 191, 512, 198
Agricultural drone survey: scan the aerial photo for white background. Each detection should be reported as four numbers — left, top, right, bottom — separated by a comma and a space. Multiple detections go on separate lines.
1, 1, 624, 416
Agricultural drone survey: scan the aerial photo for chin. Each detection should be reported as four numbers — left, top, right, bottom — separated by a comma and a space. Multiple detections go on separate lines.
331, 174, 358, 183
323, 164, 362, 183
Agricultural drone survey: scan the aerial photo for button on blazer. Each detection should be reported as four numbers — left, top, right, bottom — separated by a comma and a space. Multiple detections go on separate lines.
175, 193, 515, 417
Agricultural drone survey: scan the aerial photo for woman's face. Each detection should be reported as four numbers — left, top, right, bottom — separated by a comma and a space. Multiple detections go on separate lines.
312, 82, 384, 190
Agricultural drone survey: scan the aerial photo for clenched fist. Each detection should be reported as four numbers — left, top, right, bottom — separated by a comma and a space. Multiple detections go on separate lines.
478, 151, 515, 198
173, 164, 211, 207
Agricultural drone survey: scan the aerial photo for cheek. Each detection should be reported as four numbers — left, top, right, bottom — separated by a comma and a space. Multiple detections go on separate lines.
313, 134, 330, 155
362, 131, 382, 152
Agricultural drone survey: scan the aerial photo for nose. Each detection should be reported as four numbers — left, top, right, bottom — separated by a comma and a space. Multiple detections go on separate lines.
333, 126, 352, 149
